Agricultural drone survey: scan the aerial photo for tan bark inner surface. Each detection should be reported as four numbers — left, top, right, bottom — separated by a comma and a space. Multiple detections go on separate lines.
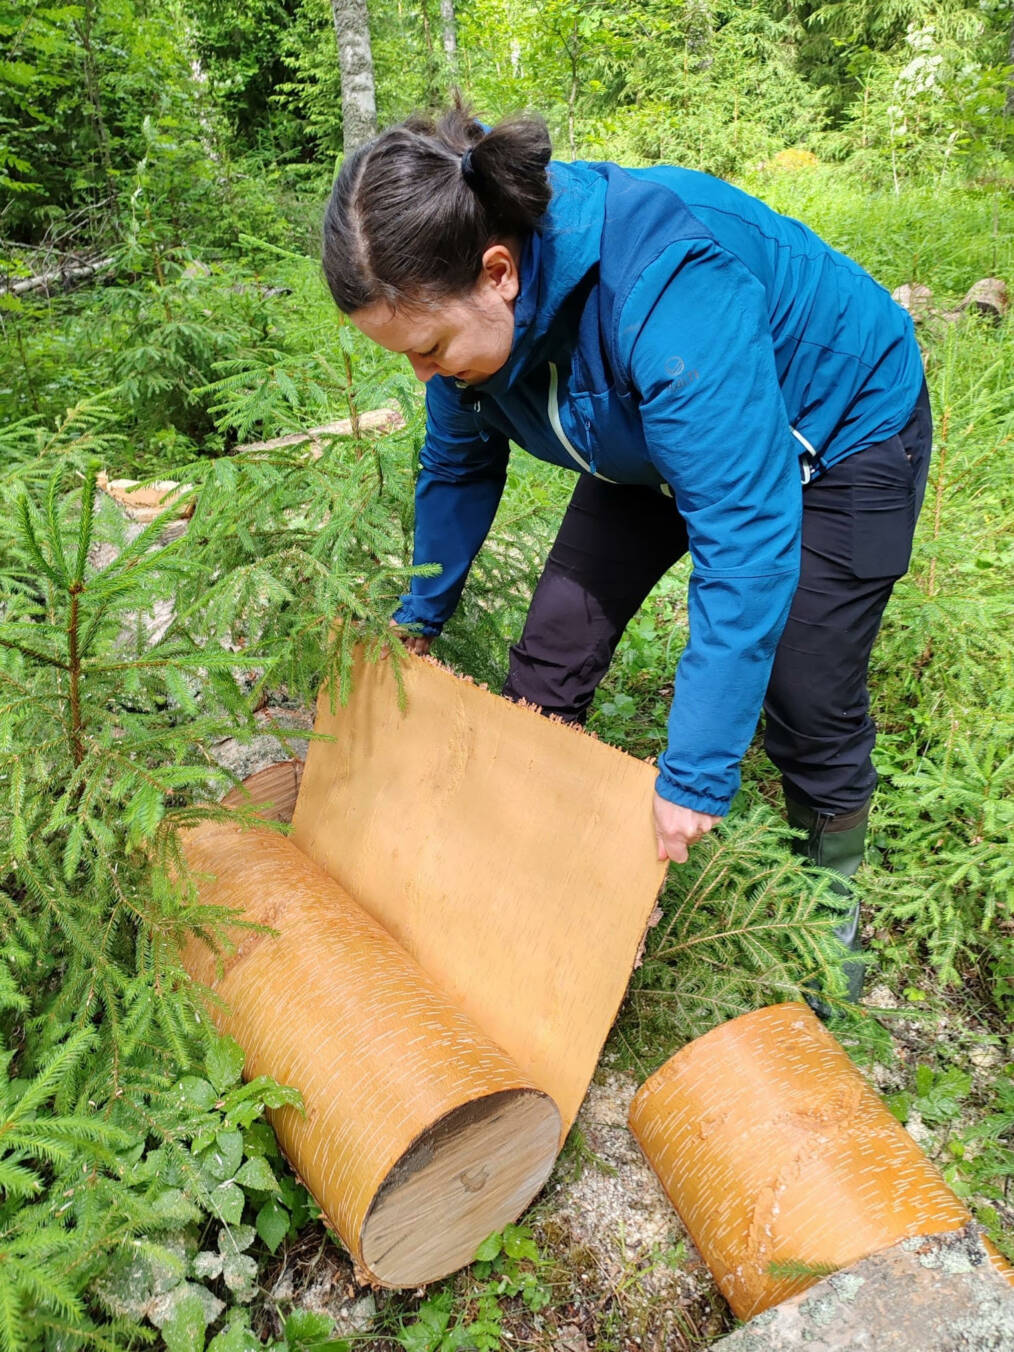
292, 651, 666, 1139
362, 1089, 561, 1287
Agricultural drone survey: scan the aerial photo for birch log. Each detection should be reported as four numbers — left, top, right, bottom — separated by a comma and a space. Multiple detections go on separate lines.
629, 1003, 1014, 1321
181, 822, 560, 1287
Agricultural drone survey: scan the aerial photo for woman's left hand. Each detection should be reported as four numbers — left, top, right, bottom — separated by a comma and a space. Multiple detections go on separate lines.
653, 794, 723, 864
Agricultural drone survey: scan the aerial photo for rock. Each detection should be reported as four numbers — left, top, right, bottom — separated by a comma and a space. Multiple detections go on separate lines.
710, 1225, 1014, 1351
553, 1325, 590, 1352
334, 1291, 376, 1336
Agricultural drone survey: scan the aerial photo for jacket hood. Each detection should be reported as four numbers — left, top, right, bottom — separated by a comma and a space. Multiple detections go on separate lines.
472, 161, 607, 397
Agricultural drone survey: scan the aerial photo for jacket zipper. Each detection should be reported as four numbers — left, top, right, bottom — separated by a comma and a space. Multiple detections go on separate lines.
547, 362, 616, 481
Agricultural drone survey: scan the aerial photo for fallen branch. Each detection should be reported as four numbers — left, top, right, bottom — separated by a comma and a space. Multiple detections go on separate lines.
1, 255, 115, 298
95, 408, 406, 521
236, 407, 405, 457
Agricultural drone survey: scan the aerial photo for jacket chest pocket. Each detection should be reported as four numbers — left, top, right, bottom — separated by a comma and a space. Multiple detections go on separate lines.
547, 363, 612, 477
568, 385, 655, 486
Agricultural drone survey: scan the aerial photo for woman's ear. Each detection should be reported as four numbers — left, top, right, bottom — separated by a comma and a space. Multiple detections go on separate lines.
479, 243, 521, 303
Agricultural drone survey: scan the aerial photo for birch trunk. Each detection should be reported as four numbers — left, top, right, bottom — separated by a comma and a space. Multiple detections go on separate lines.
439, 0, 457, 69
331, 0, 377, 154
181, 821, 560, 1287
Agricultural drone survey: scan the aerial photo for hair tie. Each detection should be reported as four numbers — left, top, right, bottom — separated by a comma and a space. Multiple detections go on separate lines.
460, 146, 481, 190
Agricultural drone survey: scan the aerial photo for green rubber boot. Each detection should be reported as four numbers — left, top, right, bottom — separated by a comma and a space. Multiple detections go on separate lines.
785, 796, 870, 1016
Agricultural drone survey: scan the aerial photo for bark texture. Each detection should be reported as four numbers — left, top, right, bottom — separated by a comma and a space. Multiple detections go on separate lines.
330, 0, 377, 153
439, 0, 457, 67
180, 821, 560, 1287
290, 651, 666, 1140
630, 1003, 976, 1320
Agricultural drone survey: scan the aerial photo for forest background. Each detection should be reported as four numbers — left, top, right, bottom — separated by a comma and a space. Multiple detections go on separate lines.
1, 1, 1013, 1349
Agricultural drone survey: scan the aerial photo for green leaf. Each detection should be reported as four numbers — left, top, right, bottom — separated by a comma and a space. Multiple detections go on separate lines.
179, 1076, 217, 1110
206, 1035, 245, 1092
473, 1233, 502, 1263
283, 1310, 334, 1345
221, 1251, 258, 1299
200, 1130, 244, 1182
501, 1223, 538, 1263
915, 1067, 972, 1126
256, 1199, 290, 1254
241, 1122, 277, 1158
914, 1065, 935, 1098
886, 1091, 911, 1123
207, 1319, 261, 1352
162, 1290, 208, 1352
218, 1224, 256, 1254
235, 1155, 278, 1193
400, 1292, 453, 1352
212, 1179, 245, 1224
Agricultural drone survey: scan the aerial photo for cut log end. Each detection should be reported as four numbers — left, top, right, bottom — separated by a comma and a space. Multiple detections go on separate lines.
360, 1088, 560, 1287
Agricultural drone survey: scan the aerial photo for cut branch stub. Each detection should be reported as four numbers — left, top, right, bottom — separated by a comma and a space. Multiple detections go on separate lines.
96, 473, 195, 524
180, 821, 560, 1287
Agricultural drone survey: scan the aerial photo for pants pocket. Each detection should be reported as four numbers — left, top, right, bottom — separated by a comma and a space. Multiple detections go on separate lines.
849, 437, 917, 580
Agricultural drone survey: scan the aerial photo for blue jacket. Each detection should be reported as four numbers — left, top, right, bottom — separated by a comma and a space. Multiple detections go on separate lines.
394, 160, 924, 815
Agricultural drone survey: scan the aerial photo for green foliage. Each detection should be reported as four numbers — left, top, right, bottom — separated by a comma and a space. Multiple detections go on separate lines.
887, 1062, 972, 1126
0, 1027, 308, 1352
625, 806, 860, 1058
0, 251, 424, 1347
2, 1, 1013, 1342
395, 1224, 552, 1352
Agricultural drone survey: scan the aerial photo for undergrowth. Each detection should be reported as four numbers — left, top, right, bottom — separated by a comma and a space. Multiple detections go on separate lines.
1, 158, 1011, 1348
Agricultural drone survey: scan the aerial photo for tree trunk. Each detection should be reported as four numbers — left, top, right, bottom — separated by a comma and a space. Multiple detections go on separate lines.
73, 0, 116, 212
439, 0, 457, 69
331, 0, 377, 154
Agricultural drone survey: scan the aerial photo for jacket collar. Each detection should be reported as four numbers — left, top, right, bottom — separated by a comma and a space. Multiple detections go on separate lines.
468, 161, 607, 398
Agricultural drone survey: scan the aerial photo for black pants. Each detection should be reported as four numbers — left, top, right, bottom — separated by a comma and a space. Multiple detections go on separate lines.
503, 386, 933, 815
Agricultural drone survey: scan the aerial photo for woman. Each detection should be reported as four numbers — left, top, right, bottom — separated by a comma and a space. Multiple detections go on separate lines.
322, 103, 931, 1002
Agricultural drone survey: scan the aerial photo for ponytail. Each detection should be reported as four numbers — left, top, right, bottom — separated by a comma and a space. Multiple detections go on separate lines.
322, 95, 552, 313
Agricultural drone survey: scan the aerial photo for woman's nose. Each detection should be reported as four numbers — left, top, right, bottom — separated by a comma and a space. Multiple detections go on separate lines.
407, 354, 437, 382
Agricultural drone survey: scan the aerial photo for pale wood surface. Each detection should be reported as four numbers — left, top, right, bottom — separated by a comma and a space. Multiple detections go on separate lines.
97, 408, 404, 520
236, 407, 404, 455
291, 651, 667, 1140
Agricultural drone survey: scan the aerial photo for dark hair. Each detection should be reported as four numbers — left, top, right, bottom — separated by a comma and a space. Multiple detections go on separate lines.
322, 97, 552, 314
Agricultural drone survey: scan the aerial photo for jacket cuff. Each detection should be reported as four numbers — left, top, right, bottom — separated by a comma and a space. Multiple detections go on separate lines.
391, 603, 444, 639
654, 771, 731, 818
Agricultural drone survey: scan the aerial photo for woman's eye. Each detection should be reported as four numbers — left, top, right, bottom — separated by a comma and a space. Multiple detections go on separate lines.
418, 345, 438, 358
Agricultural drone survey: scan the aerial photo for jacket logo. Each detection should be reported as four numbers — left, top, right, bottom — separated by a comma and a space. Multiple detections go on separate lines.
666, 354, 700, 389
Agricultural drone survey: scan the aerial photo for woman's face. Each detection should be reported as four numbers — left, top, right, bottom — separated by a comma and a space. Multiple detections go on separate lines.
349, 243, 520, 385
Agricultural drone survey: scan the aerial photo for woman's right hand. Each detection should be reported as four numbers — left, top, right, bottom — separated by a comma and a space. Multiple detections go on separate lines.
388, 620, 433, 656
